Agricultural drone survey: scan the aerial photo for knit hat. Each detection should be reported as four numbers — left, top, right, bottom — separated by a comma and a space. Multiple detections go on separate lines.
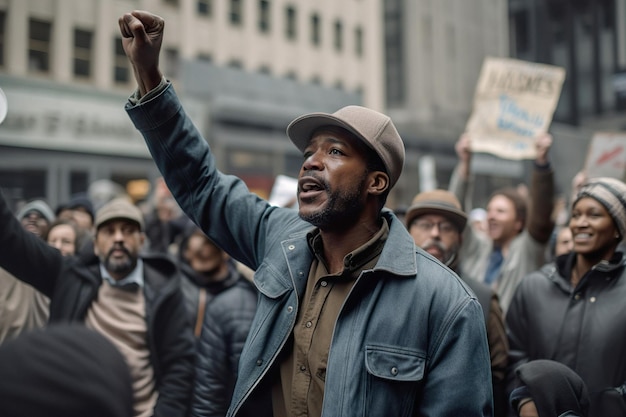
510, 359, 590, 417
574, 177, 626, 239
16, 199, 55, 223
0, 324, 134, 417
287, 105, 406, 188
405, 189, 468, 233
94, 198, 144, 231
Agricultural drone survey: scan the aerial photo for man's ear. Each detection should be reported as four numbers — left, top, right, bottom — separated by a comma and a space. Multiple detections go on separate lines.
367, 171, 389, 196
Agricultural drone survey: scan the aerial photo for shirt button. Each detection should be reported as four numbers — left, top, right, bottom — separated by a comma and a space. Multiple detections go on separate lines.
256, 359, 263, 366
320, 281, 328, 287
590, 296, 596, 303
574, 294, 581, 300
288, 245, 295, 250
300, 365, 306, 372
287, 306, 294, 313
305, 321, 313, 328
391, 367, 399, 376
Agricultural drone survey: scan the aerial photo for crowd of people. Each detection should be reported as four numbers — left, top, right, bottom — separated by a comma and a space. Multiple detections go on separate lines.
0, 9, 625, 417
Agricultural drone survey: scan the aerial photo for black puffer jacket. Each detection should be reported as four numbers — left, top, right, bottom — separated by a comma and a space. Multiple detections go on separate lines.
506, 251, 626, 417
0, 190, 195, 417
186, 263, 258, 417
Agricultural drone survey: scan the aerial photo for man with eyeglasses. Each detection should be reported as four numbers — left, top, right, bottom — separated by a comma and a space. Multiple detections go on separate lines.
405, 189, 509, 417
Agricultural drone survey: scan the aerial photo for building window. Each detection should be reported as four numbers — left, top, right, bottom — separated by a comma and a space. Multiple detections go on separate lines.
311, 13, 321, 46
113, 37, 130, 83
230, 0, 243, 26
334, 20, 343, 51
29, 18, 52, 73
355, 26, 363, 57
73, 29, 93, 78
285, 6, 296, 40
164, 48, 180, 79
0, 11, 6, 66
163, 0, 179, 5
384, 0, 405, 107
259, 0, 270, 33
198, 0, 212, 16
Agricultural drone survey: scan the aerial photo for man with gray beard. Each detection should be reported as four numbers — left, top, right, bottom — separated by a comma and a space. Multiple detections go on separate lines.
0, 193, 195, 417
405, 189, 509, 417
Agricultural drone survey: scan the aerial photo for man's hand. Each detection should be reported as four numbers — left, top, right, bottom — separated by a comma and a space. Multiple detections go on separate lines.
534, 133, 553, 166
118, 10, 165, 97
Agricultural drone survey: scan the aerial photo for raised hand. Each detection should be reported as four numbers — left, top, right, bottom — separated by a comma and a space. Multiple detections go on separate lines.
118, 10, 165, 96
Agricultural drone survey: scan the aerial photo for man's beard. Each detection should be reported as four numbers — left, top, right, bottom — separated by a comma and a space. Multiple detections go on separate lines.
102, 245, 136, 276
299, 173, 368, 230
422, 239, 459, 268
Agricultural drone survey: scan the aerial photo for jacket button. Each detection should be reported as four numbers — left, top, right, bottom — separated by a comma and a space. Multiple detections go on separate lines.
287, 306, 294, 313
288, 245, 295, 250
590, 296, 596, 303
391, 367, 399, 376
256, 359, 263, 366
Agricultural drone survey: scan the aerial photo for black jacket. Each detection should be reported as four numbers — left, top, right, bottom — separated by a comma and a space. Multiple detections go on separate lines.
182, 263, 258, 417
0, 191, 195, 417
506, 251, 626, 417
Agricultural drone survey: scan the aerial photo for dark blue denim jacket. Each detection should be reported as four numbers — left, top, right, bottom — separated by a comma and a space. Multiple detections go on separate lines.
126, 83, 493, 417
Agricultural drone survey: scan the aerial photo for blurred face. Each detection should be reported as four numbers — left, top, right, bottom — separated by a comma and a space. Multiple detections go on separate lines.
486, 195, 522, 245
570, 197, 619, 259
409, 214, 460, 265
554, 227, 573, 257
297, 128, 372, 230
94, 219, 144, 280
20, 211, 49, 237
47, 224, 77, 256
72, 208, 94, 230
184, 233, 229, 282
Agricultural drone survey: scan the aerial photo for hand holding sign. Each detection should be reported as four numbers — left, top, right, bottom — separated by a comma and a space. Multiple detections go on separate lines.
465, 57, 565, 160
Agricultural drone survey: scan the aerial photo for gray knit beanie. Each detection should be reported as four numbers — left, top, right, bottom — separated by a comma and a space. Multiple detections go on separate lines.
574, 177, 626, 239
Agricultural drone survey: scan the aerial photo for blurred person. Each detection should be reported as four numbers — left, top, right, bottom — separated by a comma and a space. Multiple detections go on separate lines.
406, 189, 509, 417
0, 201, 51, 344
143, 177, 192, 255
44, 218, 80, 256
177, 226, 257, 417
509, 359, 590, 417
16, 199, 55, 238
0, 192, 195, 417
450, 133, 555, 313
506, 177, 626, 417
55, 192, 95, 231
0, 323, 134, 417
119, 10, 493, 416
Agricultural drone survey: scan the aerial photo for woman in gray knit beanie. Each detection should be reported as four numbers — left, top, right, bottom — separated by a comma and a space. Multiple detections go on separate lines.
506, 176, 626, 417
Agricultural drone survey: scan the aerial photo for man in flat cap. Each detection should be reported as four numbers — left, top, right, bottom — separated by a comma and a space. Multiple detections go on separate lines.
0, 194, 195, 417
118, 10, 492, 417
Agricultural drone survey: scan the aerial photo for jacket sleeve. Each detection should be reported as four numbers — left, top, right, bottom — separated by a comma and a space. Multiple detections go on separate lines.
0, 189, 62, 297
152, 285, 197, 417
527, 165, 555, 244
125, 84, 300, 273
486, 293, 509, 417
191, 283, 257, 417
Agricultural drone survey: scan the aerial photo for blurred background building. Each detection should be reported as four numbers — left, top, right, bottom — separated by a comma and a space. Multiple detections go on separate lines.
0, 0, 624, 212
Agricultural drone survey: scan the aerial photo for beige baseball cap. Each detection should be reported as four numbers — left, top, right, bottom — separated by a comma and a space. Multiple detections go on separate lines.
94, 198, 144, 231
286, 105, 405, 188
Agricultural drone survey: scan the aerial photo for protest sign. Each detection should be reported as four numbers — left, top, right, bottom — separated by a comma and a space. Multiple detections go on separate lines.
584, 132, 626, 181
268, 174, 298, 208
465, 57, 565, 160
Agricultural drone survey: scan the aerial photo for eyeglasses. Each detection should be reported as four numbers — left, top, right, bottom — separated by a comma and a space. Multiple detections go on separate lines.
412, 219, 457, 235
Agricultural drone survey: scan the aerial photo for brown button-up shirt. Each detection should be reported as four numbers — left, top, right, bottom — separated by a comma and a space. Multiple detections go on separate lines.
272, 220, 389, 417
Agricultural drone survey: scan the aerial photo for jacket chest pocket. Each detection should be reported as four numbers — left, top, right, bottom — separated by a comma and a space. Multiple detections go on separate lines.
364, 345, 425, 416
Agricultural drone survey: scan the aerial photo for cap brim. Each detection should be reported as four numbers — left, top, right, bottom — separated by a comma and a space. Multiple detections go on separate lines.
287, 113, 375, 155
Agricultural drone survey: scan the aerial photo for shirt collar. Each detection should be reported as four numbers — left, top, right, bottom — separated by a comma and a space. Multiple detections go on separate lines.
100, 259, 144, 289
